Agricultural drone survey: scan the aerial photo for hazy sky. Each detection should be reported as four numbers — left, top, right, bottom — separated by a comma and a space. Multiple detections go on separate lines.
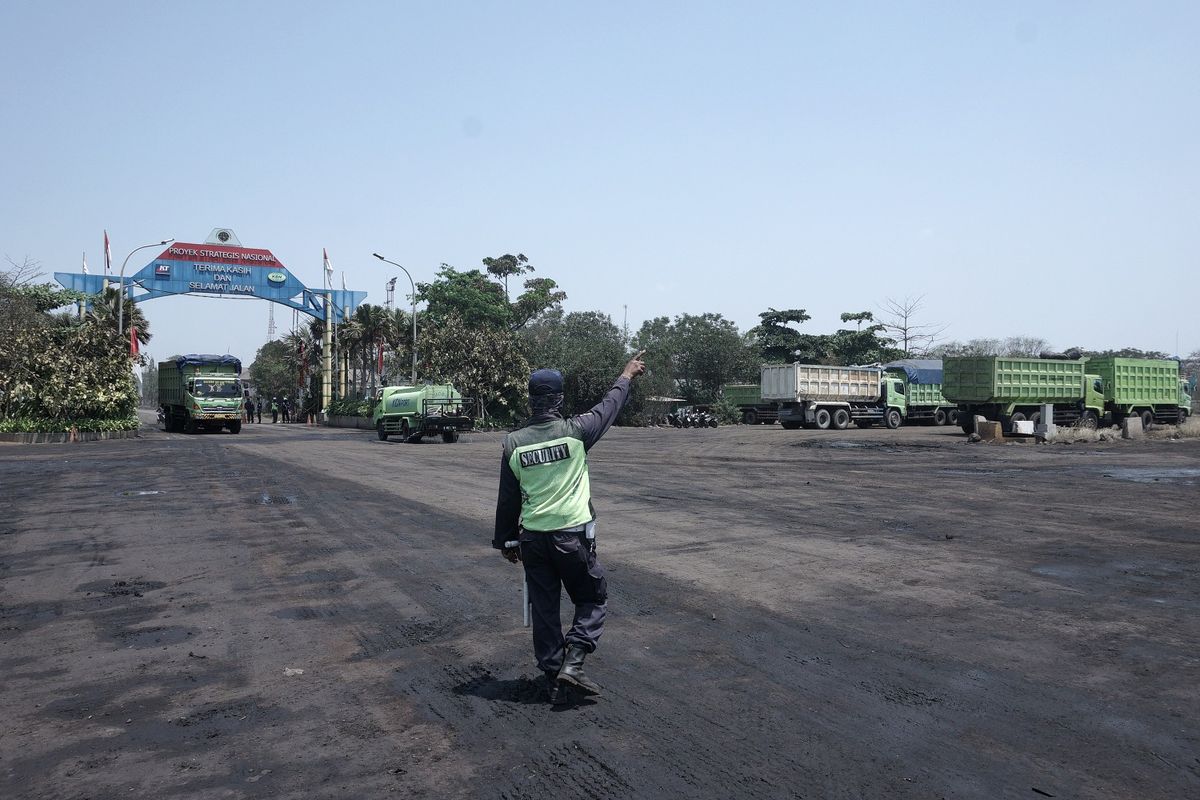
2, 1, 1197, 365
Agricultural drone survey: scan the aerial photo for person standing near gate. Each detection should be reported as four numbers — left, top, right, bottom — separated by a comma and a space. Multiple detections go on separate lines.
244, 390, 254, 423
493, 351, 646, 704
256, 397, 263, 424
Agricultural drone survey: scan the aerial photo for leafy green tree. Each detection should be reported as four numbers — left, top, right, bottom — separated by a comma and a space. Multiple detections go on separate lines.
418, 261, 566, 332
249, 339, 301, 401
633, 313, 757, 403
522, 310, 628, 414
418, 266, 510, 328
1, 260, 137, 424
1, 322, 138, 421
421, 313, 529, 421
482, 253, 532, 301
750, 308, 812, 363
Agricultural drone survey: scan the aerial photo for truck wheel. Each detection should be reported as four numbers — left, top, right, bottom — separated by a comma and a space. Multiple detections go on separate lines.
780, 421, 801, 430
1028, 411, 1042, 426
742, 410, 757, 425
377, 421, 389, 441
814, 408, 832, 430
441, 430, 459, 443
831, 408, 850, 430
1139, 410, 1154, 431
959, 413, 975, 435
1080, 410, 1099, 430
947, 409, 959, 427
1178, 409, 1187, 425
228, 421, 242, 434
884, 408, 902, 429
932, 409, 947, 426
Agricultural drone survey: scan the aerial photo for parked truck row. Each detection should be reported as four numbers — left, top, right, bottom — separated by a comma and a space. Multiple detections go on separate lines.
749, 355, 1191, 435
757, 360, 958, 430
943, 356, 1192, 433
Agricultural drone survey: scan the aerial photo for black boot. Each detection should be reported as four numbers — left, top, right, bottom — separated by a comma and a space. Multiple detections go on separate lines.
557, 644, 601, 696
545, 671, 566, 705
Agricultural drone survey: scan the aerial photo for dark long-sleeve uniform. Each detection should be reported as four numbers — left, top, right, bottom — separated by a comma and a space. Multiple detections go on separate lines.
494, 377, 632, 673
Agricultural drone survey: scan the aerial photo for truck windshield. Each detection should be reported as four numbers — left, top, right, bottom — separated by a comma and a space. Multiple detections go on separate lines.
188, 379, 242, 398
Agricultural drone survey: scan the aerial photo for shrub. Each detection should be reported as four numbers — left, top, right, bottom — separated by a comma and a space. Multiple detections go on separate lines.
0, 416, 139, 433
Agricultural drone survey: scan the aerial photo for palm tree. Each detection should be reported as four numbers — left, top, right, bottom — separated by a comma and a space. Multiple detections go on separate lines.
85, 286, 151, 346
338, 317, 363, 397
352, 304, 390, 394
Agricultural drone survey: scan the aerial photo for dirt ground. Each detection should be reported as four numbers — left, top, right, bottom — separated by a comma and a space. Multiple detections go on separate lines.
1, 413, 1197, 799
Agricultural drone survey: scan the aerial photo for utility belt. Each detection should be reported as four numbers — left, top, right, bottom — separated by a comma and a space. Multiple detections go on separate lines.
522, 520, 597, 551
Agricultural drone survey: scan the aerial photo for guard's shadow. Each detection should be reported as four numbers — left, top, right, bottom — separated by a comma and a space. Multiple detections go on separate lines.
452, 674, 597, 710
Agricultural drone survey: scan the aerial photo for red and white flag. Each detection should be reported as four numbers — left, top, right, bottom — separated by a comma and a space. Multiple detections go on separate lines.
130, 325, 139, 357
104, 230, 112, 274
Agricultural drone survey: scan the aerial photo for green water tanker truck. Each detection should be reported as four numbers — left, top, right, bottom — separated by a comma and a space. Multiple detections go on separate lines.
372, 384, 475, 443
158, 354, 244, 434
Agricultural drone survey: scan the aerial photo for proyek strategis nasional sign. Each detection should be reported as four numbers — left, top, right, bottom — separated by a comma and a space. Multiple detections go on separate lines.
54, 228, 365, 323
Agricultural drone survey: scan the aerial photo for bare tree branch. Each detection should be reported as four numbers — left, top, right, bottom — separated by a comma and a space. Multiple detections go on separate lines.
877, 295, 948, 356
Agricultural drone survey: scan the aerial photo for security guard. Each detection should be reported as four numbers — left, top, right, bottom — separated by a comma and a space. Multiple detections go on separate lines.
494, 351, 646, 704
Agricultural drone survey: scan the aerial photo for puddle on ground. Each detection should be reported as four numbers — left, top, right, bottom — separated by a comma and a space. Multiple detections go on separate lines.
1101, 468, 1200, 485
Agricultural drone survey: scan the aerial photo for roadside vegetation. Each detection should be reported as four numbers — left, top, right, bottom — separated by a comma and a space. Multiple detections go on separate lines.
0, 257, 145, 433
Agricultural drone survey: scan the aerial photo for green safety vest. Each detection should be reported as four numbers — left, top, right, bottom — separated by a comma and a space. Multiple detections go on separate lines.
505, 418, 592, 532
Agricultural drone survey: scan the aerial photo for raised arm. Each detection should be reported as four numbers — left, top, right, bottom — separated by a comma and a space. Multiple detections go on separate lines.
574, 351, 647, 450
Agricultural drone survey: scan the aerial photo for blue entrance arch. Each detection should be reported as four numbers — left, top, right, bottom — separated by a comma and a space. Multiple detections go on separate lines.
54, 231, 366, 322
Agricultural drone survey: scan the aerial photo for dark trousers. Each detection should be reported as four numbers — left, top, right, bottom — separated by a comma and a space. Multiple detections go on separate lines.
519, 528, 607, 674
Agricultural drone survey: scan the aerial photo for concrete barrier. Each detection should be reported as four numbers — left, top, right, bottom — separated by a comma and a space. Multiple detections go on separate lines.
0, 430, 140, 444
976, 421, 1004, 441
325, 415, 374, 430
1121, 417, 1144, 440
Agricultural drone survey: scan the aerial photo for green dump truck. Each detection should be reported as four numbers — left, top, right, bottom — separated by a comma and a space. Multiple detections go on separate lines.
761, 364, 909, 429
1088, 357, 1192, 429
881, 359, 959, 426
723, 383, 778, 424
943, 357, 1104, 433
159, 354, 244, 434
372, 384, 475, 443
945, 356, 1192, 433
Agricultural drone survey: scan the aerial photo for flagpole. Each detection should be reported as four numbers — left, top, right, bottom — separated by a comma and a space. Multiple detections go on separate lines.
321, 249, 334, 417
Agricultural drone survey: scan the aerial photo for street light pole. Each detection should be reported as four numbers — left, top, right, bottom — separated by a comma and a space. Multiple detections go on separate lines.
117, 239, 173, 337
372, 254, 417, 385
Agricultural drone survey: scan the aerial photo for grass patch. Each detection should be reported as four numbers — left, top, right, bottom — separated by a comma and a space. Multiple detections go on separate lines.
1147, 416, 1200, 440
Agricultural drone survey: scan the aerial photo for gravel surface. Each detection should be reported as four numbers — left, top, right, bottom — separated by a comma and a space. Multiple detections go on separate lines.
2, 414, 1197, 798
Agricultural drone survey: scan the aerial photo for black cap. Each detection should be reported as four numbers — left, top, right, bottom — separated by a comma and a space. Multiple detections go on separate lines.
528, 368, 564, 396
